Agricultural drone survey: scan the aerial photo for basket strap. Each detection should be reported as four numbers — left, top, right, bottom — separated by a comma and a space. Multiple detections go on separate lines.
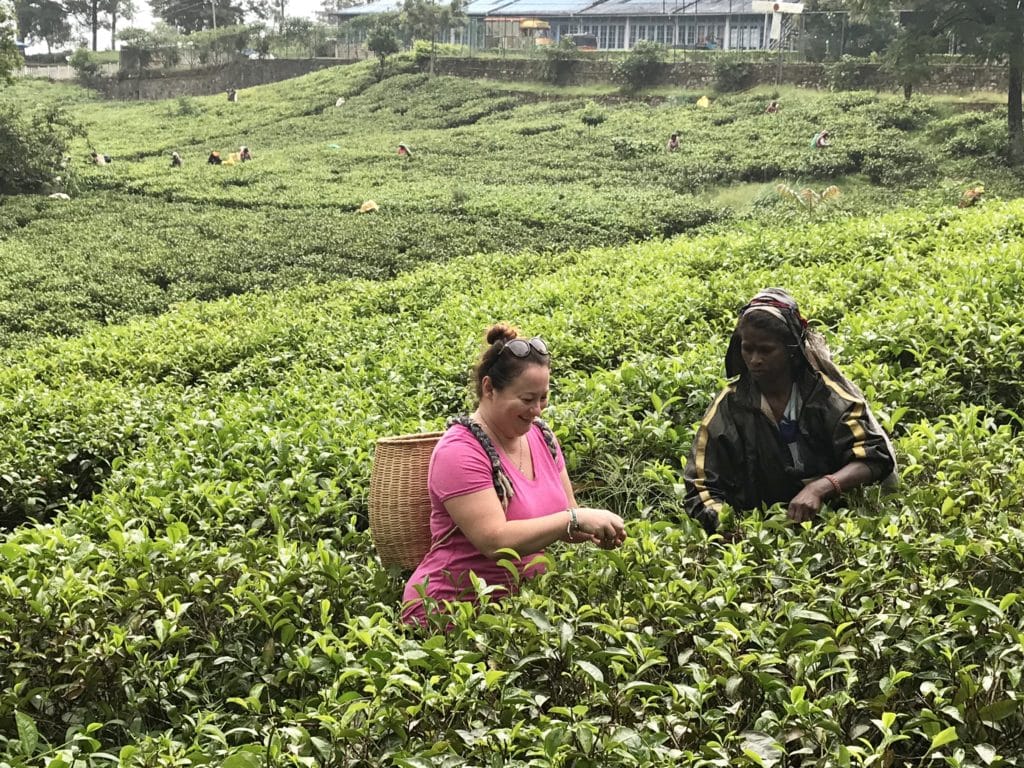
446, 415, 560, 512
426, 522, 460, 555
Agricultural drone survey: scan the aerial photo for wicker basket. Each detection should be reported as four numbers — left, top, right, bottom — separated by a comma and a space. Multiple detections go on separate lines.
369, 431, 444, 569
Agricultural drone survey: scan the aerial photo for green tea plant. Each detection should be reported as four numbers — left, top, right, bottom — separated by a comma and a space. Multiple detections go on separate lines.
1, 66, 1024, 767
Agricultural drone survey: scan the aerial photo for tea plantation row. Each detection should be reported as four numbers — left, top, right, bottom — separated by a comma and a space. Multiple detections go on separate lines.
1, 62, 1018, 348
1, 201, 1023, 765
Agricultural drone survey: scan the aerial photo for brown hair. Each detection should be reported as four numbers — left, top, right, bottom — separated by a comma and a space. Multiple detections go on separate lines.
472, 323, 550, 403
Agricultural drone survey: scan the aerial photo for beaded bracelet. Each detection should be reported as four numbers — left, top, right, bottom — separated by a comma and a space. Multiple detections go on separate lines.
824, 473, 843, 497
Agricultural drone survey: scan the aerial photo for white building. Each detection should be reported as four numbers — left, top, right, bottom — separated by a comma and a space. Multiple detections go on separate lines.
325, 0, 788, 51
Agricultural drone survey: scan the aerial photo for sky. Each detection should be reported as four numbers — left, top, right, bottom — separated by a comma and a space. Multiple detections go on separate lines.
128, 0, 330, 29
39, 0, 330, 52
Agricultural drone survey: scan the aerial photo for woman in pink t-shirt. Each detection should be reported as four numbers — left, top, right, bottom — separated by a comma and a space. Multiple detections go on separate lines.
402, 324, 627, 625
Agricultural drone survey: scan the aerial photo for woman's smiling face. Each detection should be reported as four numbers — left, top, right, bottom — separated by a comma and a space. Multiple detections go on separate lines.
482, 363, 550, 438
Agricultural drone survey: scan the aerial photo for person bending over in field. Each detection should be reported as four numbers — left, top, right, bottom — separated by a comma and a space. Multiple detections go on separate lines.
403, 324, 627, 627
207, 150, 222, 165
683, 288, 896, 535
812, 130, 831, 148
666, 132, 681, 152
171, 152, 183, 168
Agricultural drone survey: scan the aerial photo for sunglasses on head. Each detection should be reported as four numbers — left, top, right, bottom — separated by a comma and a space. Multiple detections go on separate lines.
500, 336, 549, 358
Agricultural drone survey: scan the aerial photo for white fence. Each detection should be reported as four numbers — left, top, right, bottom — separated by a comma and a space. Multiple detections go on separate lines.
15, 63, 119, 80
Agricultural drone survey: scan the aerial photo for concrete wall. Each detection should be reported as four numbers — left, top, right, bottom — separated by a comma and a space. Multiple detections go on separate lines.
431, 56, 1009, 94
95, 55, 1009, 101
102, 58, 352, 100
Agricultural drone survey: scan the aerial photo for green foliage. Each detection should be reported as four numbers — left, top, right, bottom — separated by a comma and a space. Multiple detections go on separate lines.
172, 95, 202, 117
0, 103, 83, 194
4, 201, 1024, 763
0, 4, 22, 84
610, 135, 657, 159
580, 99, 606, 129
367, 15, 401, 79
4, 65, 1024, 766
613, 40, 666, 93
542, 38, 579, 85
0, 71, 1019, 354
712, 57, 756, 93
401, 0, 464, 75
859, 95, 935, 131
68, 46, 102, 82
929, 110, 1007, 159
411, 37, 462, 64
150, 0, 244, 33
825, 55, 875, 92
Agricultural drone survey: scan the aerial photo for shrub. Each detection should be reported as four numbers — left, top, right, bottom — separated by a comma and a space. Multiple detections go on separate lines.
69, 47, 103, 83
173, 96, 202, 117
613, 41, 666, 93
859, 96, 935, 131
580, 100, 607, 130
0, 105, 84, 195
542, 39, 579, 85
929, 111, 1006, 158
713, 58, 756, 92
859, 133, 937, 185
611, 135, 657, 158
825, 55, 878, 92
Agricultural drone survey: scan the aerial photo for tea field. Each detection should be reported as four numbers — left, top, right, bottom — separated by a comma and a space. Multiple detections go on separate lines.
0, 59, 1018, 347
1, 61, 1024, 766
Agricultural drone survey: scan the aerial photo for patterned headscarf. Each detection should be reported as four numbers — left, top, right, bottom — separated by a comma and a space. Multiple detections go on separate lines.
725, 288, 819, 378
725, 288, 899, 486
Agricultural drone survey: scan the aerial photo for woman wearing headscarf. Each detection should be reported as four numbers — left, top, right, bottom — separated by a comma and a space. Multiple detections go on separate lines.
683, 289, 896, 534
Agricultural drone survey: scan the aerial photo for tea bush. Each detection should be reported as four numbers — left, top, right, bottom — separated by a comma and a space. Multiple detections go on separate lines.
1, 70, 1019, 351
2, 69, 1024, 767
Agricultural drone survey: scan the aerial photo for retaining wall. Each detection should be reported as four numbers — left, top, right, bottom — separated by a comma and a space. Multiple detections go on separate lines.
93, 55, 1010, 101
432, 57, 1009, 93
101, 58, 351, 100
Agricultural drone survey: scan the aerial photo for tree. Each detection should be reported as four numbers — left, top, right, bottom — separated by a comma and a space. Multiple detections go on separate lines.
366, 13, 399, 80
0, 104, 84, 194
14, 0, 72, 54
844, 0, 1024, 163
613, 40, 666, 93
1, 2, 22, 82
401, 0, 463, 76
64, 0, 103, 50
149, 0, 246, 32
881, 27, 937, 101
103, 0, 135, 46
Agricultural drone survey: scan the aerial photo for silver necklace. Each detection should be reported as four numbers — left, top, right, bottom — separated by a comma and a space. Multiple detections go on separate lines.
476, 413, 526, 472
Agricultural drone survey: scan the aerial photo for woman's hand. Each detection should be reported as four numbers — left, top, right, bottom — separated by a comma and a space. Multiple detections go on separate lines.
787, 479, 829, 523
573, 507, 627, 549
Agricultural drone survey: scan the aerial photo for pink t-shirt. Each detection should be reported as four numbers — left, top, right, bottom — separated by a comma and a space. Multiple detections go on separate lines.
401, 422, 569, 625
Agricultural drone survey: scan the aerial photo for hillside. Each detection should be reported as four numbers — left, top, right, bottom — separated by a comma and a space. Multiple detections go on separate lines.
0, 61, 1018, 347
1, 63, 1023, 765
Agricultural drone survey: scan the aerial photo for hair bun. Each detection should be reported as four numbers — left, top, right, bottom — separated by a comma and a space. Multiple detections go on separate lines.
485, 323, 518, 346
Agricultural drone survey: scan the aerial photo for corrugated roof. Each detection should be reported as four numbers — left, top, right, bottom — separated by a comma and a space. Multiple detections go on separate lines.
476, 0, 605, 13
463, 0, 522, 13
579, 0, 762, 15
329, 0, 405, 16
331, 0, 767, 17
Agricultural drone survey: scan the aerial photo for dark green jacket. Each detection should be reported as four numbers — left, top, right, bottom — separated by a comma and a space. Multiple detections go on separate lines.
683, 369, 895, 533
